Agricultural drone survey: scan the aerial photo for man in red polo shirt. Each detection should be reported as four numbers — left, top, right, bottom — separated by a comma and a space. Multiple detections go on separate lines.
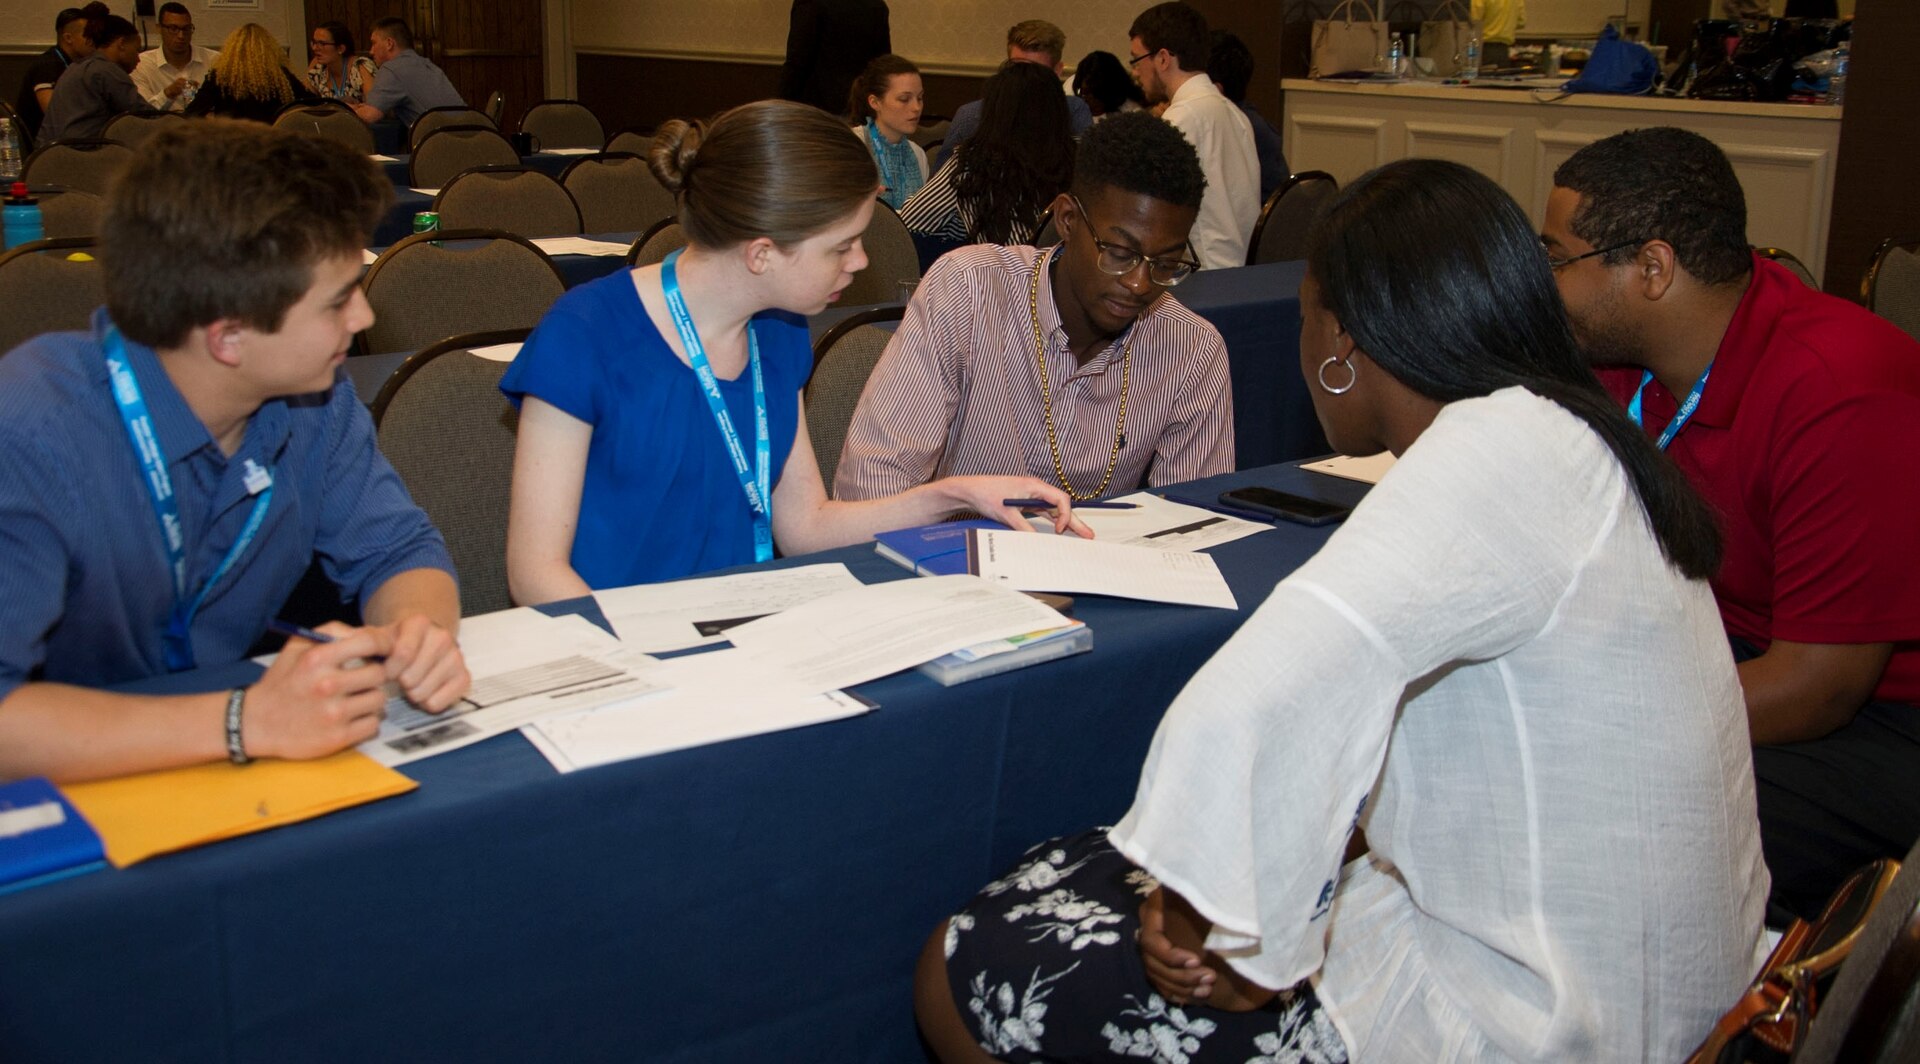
1543, 126, 1920, 919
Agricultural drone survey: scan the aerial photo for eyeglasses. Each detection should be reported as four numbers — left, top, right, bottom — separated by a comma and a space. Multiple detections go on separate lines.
1071, 195, 1199, 287
1127, 49, 1157, 67
160, 23, 195, 36
1544, 238, 1642, 270
310, 39, 338, 48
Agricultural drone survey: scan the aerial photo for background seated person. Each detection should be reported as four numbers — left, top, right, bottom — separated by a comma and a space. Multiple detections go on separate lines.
847, 53, 927, 211
1545, 126, 1920, 920
916, 159, 1767, 1064
898, 61, 1073, 270
16, 5, 101, 146
350, 17, 463, 127
1072, 50, 1146, 119
39, 13, 153, 142
185, 23, 319, 124
838, 110, 1232, 504
131, 3, 214, 113
307, 21, 378, 105
936, 19, 1092, 171
500, 101, 1087, 604
0, 120, 468, 784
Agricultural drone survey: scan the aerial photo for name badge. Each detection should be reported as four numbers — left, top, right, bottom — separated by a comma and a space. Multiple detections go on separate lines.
242, 459, 274, 496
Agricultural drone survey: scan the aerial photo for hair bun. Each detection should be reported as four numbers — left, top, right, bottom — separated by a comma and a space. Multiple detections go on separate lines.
647, 119, 705, 195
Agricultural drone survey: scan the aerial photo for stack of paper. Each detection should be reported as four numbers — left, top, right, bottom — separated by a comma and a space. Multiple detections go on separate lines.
971, 530, 1238, 609
1035, 492, 1270, 551
529, 236, 634, 258
593, 563, 863, 653
1300, 451, 1396, 485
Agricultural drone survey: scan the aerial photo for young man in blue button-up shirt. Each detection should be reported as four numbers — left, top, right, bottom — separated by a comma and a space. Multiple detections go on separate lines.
0, 118, 469, 782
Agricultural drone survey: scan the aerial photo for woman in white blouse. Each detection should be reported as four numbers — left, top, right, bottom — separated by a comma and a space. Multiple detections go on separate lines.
847, 53, 926, 211
914, 159, 1769, 1063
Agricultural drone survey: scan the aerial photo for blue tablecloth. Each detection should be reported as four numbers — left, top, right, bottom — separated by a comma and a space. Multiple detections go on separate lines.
0, 464, 1368, 1063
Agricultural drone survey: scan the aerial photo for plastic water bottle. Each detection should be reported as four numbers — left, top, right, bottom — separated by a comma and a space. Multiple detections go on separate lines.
0, 119, 22, 185
1388, 32, 1405, 77
1827, 44, 1848, 106
4, 182, 44, 249
1463, 33, 1482, 80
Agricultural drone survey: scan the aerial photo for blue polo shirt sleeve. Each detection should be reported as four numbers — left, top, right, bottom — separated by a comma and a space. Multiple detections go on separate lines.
312, 381, 455, 606
0, 428, 82, 704
363, 64, 407, 118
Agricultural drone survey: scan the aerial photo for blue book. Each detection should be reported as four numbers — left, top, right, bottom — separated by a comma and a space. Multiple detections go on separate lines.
0, 778, 108, 896
872, 519, 1003, 576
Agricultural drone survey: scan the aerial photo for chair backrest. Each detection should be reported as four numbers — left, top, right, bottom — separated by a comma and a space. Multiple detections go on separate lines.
1032, 209, 1059, 248
32, 185, 104, 239
627, 218, 687, 267
560, 151, 675, 234
910, 118, 950, 150
410, 106, 496, 151
483, 91, 506, 128
1862, 238, 1920, 342
1755, 246, 1817, 288
0, 237, 104, 355
804, 306, 904, 497
360, 229, 565, 355
1248, 170, 1338, 266
409, 125, 519, 190
21, 139, 134, 196
273, 102, 376, 154
372, 328, 530, 617
1792, 838, 1920, 1063
604, 129, 651, 156
519, 99, 604, 151
101, 111, 183, 149
433, 166, 583, 238
839, 200, 920, 306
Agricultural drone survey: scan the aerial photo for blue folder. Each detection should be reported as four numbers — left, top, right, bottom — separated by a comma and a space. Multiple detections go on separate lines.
871, 519, 1003, 576
0, 777, 107, 896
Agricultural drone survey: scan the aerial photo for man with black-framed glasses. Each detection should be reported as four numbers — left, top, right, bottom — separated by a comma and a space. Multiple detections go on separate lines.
834, 110, 1233, 504
133, 2, 212, 111
1546, 126, 1920, 923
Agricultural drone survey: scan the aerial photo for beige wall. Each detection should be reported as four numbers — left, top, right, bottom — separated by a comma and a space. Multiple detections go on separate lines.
2, 0, 301, 54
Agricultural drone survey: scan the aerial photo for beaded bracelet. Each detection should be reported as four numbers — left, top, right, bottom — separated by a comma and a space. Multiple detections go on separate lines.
224, 688, 252, 765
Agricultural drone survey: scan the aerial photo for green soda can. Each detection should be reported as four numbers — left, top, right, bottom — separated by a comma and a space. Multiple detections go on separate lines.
412, 211, 440, 236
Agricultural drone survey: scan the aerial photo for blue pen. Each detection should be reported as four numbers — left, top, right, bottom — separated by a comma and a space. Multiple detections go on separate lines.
1003, 498, 1139, 510
267, 619, 335, 643
1162, 493, 1275, 523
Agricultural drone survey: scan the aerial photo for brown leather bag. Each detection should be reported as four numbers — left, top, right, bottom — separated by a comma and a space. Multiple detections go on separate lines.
1310, 0, 1389, 78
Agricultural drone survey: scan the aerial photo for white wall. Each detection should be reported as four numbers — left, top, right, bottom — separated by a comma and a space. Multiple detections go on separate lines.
2, 0, 300, 55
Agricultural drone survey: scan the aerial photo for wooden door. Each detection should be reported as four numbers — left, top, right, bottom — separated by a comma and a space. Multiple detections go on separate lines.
303, 0, 543, 131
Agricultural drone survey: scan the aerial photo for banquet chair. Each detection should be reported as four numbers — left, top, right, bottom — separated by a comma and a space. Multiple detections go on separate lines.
1861, 238, 1920, 342
1754, 246, 1817, 288
1793, 836, 1920, 1063
359, 229, 563, 356
1032, 210, 1059, 248
20, 139, 133, 196
627, 218, 687, 267
805, 305, 904, 497
32, 185, 103, 239
910, 117, 950, 150
839, 200, 919, 306
409, 125, 519, 190
273, 101, 375, 154
604, 128, 650, 156
520, 100, 604, 151
433, 166, 583, 237
409, 106, 495, 151
1247, 171, 1338, 266
372, 328, 530, 617
101, 111, 183, 150
561, 151, 674, 234
483, 91, 505, 129
0, 237, 103, 355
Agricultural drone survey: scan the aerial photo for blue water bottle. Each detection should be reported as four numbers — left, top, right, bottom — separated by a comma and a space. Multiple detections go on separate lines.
3, 182, 44, 250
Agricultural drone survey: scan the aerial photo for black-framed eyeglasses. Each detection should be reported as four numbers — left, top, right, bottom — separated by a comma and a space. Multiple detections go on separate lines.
1544, 238, 1642, 271
310, 38, 338, 48
1070, 195, 1199, 287
160, 23, 195, 35
1127, 49, 1157, 67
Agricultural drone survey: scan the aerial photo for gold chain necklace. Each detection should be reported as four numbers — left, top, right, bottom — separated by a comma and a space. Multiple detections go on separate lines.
1027, 247, 1130, 502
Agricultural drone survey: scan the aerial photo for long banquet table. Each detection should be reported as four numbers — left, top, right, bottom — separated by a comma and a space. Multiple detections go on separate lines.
0, 464, 1370, 1063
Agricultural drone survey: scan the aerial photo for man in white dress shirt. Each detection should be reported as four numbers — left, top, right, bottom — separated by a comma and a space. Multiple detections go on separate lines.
1127, 3, 1259, 271
132, 3, 214, 112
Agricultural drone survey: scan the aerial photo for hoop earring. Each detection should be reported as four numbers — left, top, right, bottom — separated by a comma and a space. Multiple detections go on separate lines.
1317, 356, 1356, 395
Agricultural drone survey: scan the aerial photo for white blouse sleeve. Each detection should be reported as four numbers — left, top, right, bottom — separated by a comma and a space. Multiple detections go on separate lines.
1109, 390, 1632, 990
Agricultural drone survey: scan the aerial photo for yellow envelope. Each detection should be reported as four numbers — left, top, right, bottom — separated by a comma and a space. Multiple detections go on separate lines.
63, 752, 417, 867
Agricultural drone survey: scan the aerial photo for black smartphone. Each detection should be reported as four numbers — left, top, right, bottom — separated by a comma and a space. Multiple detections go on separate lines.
1218, 486, 1351, 526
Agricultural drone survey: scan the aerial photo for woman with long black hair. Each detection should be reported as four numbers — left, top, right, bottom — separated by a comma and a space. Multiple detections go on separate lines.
916, 159, 1768, 1063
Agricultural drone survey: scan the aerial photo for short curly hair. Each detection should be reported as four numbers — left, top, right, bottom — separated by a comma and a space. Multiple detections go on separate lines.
1553, 127, 1751, 286
1070, 110, 1205, 210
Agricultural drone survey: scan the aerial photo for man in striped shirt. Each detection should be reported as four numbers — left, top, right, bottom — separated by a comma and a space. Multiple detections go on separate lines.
834, 110, 1234, 504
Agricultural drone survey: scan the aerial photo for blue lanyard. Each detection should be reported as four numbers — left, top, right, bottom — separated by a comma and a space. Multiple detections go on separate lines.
1627, 363, 1712, 452
660, 248, 773, 563
104, 326, 275, 672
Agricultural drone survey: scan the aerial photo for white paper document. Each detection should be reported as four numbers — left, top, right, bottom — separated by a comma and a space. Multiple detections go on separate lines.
367, 153, 400, 162
539, 146, 600, 155
1032, 492, 1269, 552
361, 248, 381, 265
593, 563, 864, 652
724, 575, 1069, 693
468, 342, 523, 363
408, 187, 440, 196
972, 529, 1238, 610
1300, 452, 1396, 485
530, 236, 633, 258
357, 610, 668, 767
521, 647, 870, 772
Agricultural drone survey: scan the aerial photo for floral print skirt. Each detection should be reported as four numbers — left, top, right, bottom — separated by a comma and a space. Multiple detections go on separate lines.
942, 828, 1350, 1064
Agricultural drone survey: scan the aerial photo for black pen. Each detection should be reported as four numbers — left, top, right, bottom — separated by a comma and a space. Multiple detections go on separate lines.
267, 619, 335, 643
1004, 498, 1139, 510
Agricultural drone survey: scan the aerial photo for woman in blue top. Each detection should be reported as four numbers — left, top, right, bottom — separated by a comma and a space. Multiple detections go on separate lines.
502, 100, 1085, 604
